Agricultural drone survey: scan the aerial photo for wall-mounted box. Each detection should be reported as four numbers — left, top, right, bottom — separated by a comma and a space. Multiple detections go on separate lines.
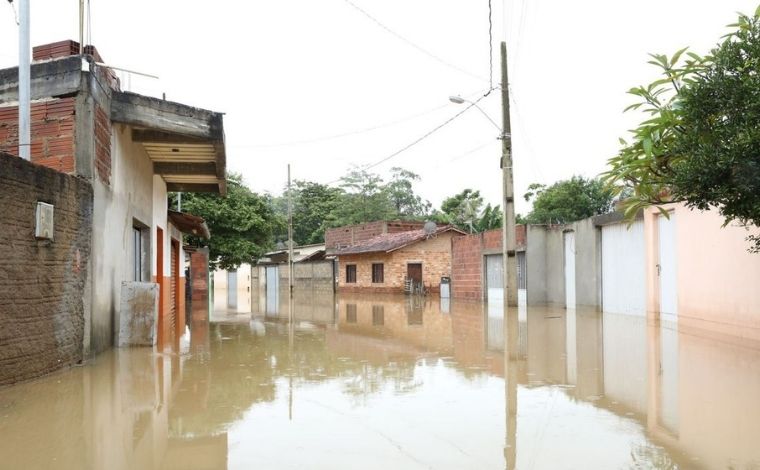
35, 202, 54, 240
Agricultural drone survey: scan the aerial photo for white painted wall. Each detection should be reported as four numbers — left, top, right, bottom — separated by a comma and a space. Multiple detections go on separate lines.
213, 264, 252, 313
601, 220, 646, 316
564, 231, 576, 308
90, 123, 157, 353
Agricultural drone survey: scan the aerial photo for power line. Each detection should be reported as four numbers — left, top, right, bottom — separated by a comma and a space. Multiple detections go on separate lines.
234, 88, 490, 150
325, 90, 496, 185
343, 0, 489, 83
488, 0, 494, 90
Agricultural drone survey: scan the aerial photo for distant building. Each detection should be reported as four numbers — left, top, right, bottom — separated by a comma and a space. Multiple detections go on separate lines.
325, 220, 426, 253
333, 225, 466, 295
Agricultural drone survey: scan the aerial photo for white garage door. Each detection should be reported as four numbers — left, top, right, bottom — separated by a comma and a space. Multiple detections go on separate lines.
601, 220, 646, 315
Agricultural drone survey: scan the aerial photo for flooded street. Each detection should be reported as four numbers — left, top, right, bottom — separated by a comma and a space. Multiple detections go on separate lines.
1, 291, 760, 469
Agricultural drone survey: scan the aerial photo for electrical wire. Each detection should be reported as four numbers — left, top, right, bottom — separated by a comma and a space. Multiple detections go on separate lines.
235, 88, 490, 149
324, 90, 496, 184
343, 0, 488, 83
488, 0, 494, 90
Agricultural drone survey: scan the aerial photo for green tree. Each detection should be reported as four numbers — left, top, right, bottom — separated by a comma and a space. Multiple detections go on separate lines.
523, 176, 614, 224
278, 180, 343, 245
385, 167, 432, 218
328, 168, 395, 226
171, 174, 283, 270
603, 7, 760, 252
435, 189, 484, 232
475, 203, 503, 231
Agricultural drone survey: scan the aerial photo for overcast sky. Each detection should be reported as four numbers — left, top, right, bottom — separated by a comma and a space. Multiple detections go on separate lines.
1, 0, 757, 214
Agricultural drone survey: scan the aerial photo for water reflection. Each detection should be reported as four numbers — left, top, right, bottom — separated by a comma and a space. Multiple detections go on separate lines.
1, 291, 759, 469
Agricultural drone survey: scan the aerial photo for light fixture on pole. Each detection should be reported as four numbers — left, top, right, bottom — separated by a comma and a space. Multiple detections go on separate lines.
448, 95, 503, 135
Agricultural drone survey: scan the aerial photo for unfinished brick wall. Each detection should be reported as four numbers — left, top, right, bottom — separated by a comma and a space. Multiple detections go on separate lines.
450, 227, 526, 300
0, 152, 92, 385
94, 104, 111, 185
325, 220, 426, 250
0, 98, 76, 174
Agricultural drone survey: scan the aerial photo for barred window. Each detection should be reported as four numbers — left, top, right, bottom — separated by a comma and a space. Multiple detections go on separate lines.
371, 263, 384, 283
346, 265, 357, 283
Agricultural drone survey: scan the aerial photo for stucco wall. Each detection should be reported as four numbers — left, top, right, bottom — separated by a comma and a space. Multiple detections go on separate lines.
0, 153, 93, 385
645, 204, 760, 343
90, 124, 156, 353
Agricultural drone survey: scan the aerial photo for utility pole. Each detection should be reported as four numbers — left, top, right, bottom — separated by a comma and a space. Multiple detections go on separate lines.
287, 164, 294, 299
18, 0, 30, 161
500, 41, 518, 307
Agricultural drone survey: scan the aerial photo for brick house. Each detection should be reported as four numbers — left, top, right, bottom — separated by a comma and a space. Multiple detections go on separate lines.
325, 220, 426, 252
334, 225, 466, 295
0, 40, 225, 382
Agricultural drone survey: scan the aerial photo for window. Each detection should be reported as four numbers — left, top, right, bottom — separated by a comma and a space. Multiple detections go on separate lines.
346, 304, 357, 323
371, 263, 384, 283
132, 227, 143, 281
346, 264, 357, 283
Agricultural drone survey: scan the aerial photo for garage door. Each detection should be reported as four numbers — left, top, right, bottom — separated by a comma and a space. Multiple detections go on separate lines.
601, 220, 646, 315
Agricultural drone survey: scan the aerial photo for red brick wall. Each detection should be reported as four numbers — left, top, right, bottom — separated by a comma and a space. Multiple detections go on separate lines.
451, 226, 526, 300
94, 104, 111, 185
0, 98, 76, 174
451, 233, 485, 300
325, 220, 426, 250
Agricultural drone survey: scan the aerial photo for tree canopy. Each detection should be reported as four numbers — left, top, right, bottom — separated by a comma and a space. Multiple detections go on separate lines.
171, 174, 283, 270
431, 189, 503, 233
603, 7, 760, 252
522, 176, 614, 225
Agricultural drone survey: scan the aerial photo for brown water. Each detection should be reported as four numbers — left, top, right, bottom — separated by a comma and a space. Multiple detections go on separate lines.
1, 292, 759, 470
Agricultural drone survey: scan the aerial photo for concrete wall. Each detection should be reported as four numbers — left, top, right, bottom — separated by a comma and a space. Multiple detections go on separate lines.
337, 233, 457, 294
0, 152, 93, 385
644, 204, 760, 343
90, 124, 158, 353
277, 261, 335, 293
213, 264, 252, 313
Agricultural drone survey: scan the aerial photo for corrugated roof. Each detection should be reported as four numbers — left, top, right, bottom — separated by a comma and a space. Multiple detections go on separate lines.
168, 210, 211, 239
333, 226, 465, 255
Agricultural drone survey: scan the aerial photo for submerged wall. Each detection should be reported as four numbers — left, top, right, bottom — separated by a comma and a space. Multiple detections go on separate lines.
0, 152, 93, 385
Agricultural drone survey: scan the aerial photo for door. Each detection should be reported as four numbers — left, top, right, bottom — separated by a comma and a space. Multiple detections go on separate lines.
227, 270, 237, 309
485, 254, 505, 349
601, 220, 646, 315
564, 231, 576, 309
170, 239, 179, 334
485, 254, 504, 303
407, 263, 422, 292
265, 266, 279, 315
658, 213, 678, 320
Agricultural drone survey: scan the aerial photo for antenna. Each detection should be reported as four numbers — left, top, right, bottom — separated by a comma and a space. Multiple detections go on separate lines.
423, 221, 437, 237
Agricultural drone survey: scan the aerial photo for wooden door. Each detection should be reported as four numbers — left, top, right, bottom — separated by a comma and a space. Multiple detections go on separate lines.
170, 239, 179, 335
407, 263, 422, 283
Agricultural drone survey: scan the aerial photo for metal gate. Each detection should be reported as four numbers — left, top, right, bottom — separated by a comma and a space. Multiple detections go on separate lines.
601, 220, 645, 315
227, 270, 237, 309
564, 231, 576, 309
517, 252, 526, 290
485, 254, 504, 303
265, 266, 279, 315
658, 213, 678, 320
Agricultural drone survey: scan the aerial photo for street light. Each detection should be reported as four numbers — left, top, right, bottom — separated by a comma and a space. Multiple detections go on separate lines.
448, 95, 503, 135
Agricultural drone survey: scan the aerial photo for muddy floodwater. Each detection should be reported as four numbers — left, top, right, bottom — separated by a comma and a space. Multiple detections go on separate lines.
1, 291, 760, 469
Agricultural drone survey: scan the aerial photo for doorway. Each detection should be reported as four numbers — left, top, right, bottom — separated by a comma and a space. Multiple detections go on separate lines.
658, 213, 678, 321
407, 263, 422, 293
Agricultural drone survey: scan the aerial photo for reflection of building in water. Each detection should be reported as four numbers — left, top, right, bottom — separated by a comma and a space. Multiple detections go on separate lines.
0, 344, 228, 470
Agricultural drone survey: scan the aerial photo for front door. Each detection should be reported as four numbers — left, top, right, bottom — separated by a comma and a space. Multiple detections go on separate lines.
227, 270, 237, 310
564, 231, 576, 309
407, 263, 422, 292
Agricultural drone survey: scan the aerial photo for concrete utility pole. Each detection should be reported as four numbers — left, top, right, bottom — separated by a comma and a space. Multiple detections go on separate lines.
18, 0, 30, 161
287, 164, 294, 298
500, 41, 518, 307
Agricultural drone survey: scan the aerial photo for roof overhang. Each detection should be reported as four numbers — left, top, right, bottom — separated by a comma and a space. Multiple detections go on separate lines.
112, 91, 226, 195
168, 210, 211, 239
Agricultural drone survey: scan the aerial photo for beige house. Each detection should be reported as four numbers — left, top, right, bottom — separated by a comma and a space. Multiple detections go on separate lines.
334, 226, 465, 295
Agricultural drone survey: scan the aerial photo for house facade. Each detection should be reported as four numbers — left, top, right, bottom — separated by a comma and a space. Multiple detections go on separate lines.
334, 226, 465, 295
0, 40, 225, 383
